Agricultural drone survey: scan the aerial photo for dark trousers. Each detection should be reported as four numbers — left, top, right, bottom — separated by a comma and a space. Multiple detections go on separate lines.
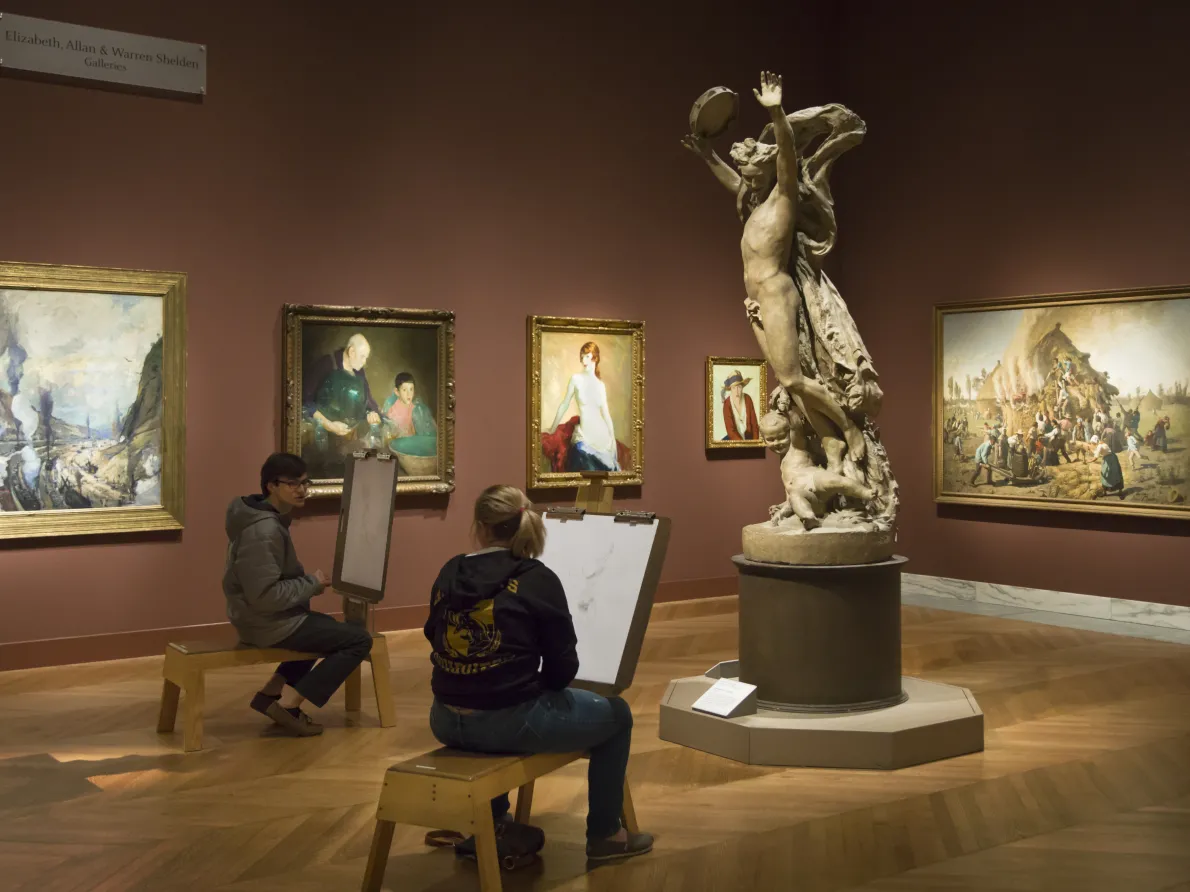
272, 611, 372, 708
429, 688, 633, 840
970, 462, 994, 484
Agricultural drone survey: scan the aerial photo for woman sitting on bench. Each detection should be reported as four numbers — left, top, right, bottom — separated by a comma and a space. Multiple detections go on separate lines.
424, 484, 654, 862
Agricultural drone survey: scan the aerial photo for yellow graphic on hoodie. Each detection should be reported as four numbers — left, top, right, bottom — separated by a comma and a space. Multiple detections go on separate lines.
431, 582, 526, 676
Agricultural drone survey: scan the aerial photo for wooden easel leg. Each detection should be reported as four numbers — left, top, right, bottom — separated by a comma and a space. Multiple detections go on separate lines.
621, 779, 639, 834
182, 673, 205, 753
361, 819, 395, 892
577, 472, 614, 513
345, 666, 362, 713
514, 780, 535, 824
594, 481, 613, 513
472, 799, 503, 892
369, 638, 397, 728
157, 679, 180, 733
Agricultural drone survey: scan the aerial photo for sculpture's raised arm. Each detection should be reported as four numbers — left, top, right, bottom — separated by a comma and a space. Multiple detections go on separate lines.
681, 133, 742, 195
753, 71, 797, 198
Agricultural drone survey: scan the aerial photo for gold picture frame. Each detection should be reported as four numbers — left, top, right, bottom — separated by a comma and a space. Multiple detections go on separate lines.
706, 356, 768, 450
528, 315, 645, 490
934, 285, 1190, 519
282, 303, 455, 498
0, 261, 186, 539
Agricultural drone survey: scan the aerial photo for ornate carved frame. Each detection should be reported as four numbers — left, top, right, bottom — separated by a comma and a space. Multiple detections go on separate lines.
0, 261, 186, 539
527, 315, 645, 490
281, 303, 455, 498
705, 355, 768, 450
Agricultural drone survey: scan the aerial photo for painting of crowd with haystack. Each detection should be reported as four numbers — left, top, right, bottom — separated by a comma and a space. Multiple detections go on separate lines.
936, 293, 1190, 515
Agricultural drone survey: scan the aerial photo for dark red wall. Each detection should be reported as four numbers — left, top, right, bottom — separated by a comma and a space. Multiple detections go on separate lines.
0, 1, 836, 666
833, 1, 1190, 603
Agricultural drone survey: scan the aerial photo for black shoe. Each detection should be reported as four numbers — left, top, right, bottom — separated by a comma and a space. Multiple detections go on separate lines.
586, 831, 654, 862
264, 701, 324, 737
455, 816, 544, 861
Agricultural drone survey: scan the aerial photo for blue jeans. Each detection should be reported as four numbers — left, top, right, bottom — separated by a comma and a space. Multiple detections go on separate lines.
429, 688, 633, 840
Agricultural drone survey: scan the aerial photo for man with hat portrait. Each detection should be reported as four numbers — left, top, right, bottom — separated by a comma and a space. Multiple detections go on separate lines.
722, 369, 760, 441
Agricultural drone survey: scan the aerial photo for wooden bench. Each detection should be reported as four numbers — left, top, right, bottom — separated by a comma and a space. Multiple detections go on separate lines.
362, 748, 639, 892
157, 632, 396, 752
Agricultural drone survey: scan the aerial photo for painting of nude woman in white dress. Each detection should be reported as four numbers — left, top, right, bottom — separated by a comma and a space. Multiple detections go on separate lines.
528, 316, 644, 490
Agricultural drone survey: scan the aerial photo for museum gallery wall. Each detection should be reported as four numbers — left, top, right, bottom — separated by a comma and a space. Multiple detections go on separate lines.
3, 2, 1188, 670
831, 3, 1190, 603
0, 2, 838, 668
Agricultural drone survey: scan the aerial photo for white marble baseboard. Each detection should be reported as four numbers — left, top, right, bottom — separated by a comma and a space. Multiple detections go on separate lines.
903, 573, 1190, 633
975, 582, 1112, 619
903, 573, 975, 601
1110, 598, 1190, 632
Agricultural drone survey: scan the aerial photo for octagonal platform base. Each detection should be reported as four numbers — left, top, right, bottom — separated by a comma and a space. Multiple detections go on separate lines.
659, 670, 983, 770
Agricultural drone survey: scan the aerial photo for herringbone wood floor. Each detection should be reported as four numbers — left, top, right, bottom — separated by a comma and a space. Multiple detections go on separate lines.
1, 598, 1188, 892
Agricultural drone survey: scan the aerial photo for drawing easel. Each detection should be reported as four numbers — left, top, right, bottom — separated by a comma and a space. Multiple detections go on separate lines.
575, 470, 614, 512
334, 450, 400, 633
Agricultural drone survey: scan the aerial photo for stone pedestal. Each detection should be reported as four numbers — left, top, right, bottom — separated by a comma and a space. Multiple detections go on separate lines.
737, 555, 907, 712
659, 554, 985, 769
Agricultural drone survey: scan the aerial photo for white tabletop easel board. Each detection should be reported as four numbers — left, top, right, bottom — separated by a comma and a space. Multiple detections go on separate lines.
538, 509, 671, 696
332, 450, 399, 604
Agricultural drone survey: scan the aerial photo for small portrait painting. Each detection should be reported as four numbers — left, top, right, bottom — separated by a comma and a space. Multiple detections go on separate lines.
706, 357, 768, 449
282, 305, 455, 497
528, 316, 644, 489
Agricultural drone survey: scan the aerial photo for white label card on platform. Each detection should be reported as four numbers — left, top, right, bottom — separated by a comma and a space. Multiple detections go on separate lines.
691, 678, 757, 717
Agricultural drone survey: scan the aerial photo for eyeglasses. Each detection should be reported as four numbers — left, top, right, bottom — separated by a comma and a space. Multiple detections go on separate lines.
277, 478, 310, 490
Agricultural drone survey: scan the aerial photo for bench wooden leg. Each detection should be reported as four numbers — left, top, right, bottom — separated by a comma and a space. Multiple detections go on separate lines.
369, 638, 397, 728
345, 665, 362, 713
157, 679, 181, 733
182, 673, 205, 753
472, 797, 503, 892
621, 778, 639, 834
514, 780, 535, 824
361, 818, 395, 892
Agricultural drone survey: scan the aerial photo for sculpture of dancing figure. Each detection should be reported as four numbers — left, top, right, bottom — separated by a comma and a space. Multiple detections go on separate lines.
684, 72, 865, 462
684, 71, 898, 546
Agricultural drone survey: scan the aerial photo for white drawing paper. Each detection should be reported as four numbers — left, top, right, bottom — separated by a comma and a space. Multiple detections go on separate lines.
538, 514, 659, 686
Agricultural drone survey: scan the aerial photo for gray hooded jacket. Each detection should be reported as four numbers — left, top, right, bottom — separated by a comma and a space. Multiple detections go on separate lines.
222, 495, 324, 646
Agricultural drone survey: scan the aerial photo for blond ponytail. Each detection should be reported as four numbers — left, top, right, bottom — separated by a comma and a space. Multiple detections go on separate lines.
474, 484, 546, 559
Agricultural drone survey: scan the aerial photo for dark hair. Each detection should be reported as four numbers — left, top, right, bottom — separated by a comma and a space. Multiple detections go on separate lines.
260, 452, 307, 496
394, 372, 415, 389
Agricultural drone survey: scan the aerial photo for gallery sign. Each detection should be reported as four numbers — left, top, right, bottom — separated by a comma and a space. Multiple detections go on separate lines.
0, 12, 205, 96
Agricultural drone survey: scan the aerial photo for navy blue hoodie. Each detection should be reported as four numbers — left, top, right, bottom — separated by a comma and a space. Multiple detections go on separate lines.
424, 548, 579, 709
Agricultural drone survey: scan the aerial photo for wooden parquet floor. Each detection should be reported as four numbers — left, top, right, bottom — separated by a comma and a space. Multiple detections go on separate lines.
1, 598, 1188, 892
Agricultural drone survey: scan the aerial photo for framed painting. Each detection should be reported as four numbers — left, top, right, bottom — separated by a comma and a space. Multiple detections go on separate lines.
528, 315, 644, 490
0, 261, 186, 539
706, 356, 768, 450
934, 285, 1190, 519
281, 304, 455, 498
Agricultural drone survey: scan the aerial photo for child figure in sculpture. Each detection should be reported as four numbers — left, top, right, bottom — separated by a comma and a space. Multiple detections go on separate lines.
759, 412, 873, 530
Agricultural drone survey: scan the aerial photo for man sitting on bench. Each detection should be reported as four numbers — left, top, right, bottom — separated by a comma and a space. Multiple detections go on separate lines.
222, 451, 373, 737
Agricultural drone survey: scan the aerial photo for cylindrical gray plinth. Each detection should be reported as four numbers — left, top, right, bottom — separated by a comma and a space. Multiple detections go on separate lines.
735, 554, 908, 713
